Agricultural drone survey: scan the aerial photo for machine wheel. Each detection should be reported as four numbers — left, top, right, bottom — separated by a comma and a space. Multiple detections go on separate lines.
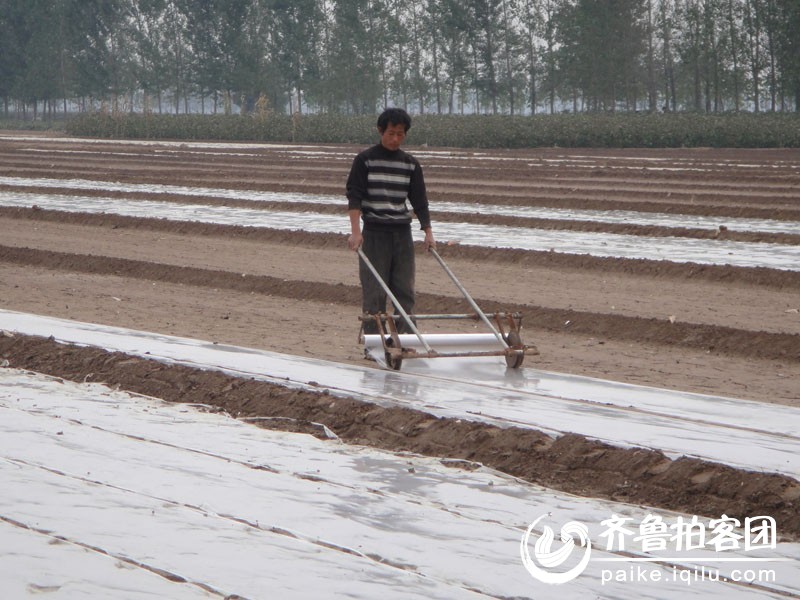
384, 337, 403, 371
385, 352, 403, 371
504, 331, 524, 369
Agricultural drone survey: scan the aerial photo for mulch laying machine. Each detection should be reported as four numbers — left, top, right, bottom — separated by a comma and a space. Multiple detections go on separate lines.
358, 247, 538, 371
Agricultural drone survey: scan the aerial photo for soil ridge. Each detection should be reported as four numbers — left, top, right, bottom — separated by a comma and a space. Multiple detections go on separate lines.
2, 333, 798, 540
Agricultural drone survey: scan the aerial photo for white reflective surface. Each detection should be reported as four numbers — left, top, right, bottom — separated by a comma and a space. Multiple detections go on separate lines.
364, 333, 505, 352
2, 175, 798, 235
0, 175, 326, 205
1, 309, 797, 480
1, 190, 799, 270
2, 369, 797, 599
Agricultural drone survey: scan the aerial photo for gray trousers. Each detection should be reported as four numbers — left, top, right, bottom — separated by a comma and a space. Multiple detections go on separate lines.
360, 227, 415, 334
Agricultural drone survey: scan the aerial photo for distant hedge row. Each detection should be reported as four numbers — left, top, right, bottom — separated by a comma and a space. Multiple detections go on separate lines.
64, 112, 800, 148
0, 118, 66, 132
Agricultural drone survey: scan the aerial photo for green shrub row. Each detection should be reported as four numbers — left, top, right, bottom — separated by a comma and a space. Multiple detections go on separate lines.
64, 112, 800, 148
0, 118, 66, 132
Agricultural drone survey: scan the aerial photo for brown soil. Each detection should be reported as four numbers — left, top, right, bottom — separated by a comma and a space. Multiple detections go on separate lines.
2, 334, 799, 539
1, 133, 799, 537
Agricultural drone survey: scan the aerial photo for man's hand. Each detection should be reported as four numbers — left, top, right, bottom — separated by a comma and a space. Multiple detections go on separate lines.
423, 228, 436, 252
348, 209, 362, 251
348, 232, 363, 251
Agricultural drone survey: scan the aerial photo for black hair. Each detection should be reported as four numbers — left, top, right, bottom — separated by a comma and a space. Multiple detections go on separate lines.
377, 107, 411, 133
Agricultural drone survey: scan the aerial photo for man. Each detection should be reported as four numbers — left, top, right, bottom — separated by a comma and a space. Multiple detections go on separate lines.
346, 107, 435, 335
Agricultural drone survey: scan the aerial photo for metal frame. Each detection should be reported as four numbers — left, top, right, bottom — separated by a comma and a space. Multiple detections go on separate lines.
357, 247, 537, 369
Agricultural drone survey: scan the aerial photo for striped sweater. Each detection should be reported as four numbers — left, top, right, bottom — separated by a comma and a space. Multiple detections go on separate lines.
346, 144, 431, 231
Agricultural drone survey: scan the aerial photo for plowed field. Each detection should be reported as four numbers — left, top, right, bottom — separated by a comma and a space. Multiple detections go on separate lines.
1, 131, 799, 535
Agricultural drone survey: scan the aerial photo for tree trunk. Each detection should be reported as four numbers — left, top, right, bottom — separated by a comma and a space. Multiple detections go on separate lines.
528, 33, 537, 113
766, 0, 777, 111
502, 0, 514, 115
431, 12, 442, 114
728, 0, 741, 111
647, 0, 657, 112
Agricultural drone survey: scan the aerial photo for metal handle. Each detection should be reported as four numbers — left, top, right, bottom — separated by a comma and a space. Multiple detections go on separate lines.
357, 247, 434, 354
429, 247, 509, 350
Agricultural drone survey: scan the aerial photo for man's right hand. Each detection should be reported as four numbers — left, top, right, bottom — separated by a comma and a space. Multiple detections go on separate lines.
348, 232, 363, 251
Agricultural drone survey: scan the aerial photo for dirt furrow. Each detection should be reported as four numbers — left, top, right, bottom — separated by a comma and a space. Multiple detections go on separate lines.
3, 178, 800, 225
2, 243, 797, 364
1, 134, 798, 412
3, 185, 798, 244
2, 207, 799, 290
1, 333, 798, 540
4, 154, 799, 199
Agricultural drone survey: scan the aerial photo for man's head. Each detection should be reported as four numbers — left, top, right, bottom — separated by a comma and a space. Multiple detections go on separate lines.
377, 108, 411, 151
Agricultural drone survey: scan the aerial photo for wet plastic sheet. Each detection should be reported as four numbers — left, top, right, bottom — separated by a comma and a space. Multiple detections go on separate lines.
1, 309, 798, 480
2, 369, 798, 598
3, 175, 798, 235
1, 189, 799, 270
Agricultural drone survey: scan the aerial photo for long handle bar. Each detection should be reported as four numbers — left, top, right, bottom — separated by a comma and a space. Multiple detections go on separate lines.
356, 247, 434, 354
429, 247, 509, 350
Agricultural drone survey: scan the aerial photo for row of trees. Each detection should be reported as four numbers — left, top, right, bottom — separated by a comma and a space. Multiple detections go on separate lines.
1, 0, 799, 119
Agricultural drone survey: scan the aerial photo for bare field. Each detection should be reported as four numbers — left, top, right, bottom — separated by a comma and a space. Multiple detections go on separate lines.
1, 132, 799, 535
1, 132, 798, 403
